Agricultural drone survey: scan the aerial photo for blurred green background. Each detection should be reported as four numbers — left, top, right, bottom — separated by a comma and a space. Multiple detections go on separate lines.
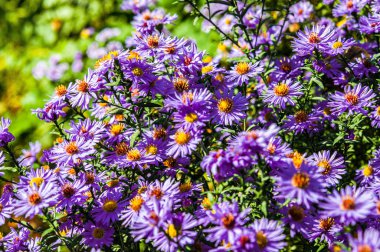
0, 0, 219, 148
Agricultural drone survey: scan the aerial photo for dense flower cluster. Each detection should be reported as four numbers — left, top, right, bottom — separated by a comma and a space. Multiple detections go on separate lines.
2, 0, 380, 251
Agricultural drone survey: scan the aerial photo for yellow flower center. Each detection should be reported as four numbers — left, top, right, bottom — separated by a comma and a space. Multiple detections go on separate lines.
132, 67, 144, 76
102, 200, 118, 212
179, 182, 192, 193
363, 165, 373, 177
146, 145, 158, 155
292, 151, 304, 169
110, 124, 124, 136
127, 149, 141, 161
341, 196, 355, 210
256, 231, 268, 248
376, 106, 380, 116
94, 51, 119, 69
29, 177, 44, 187
202, 197, 212, 210
92, 228, 104, 239
235, 62, 250, 75
291, 172, 310, 189
218, 98, 234, 113
55, 85, 67, 97
202, 65, 214, 74
128, 51, 141, 60
317, 159, 332, 175
174, 131, 191, 145
332, 41, 343, 49
267, 143, 276, 155
274, 83, 289, 96
166, 224, 179, 238
184, 113, 198, 123
130, 196, 144, 211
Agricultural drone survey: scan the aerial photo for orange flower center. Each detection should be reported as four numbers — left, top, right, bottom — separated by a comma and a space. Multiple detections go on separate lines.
77, 80, 89, 92
291, 172, 310, 188
345, 92, 358, 105
288, 205, 305, 222
341, 196, 355, 210
127, 149, 141, 161
115, 142, 129, 156
65, 142, 79, 155
295, 111, 308, 123
256, 231, 268, 248
308, 32, 321, 44
173, 77, 189, 92
29, 193, 42, 205
174, 131, 191, 145
235, 62, 250, 75
55, 85, 67, 96
130, 196, 144, 211
274, 83, 290, 96
319, 217, 334, 231
221, 213, 235, 229
147, 35, 159, 48
317, 159, 332, 175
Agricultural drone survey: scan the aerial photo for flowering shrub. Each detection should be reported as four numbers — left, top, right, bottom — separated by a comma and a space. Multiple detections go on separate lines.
1, 0, 380, 251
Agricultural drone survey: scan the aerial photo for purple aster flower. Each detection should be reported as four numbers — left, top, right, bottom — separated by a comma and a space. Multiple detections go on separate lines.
68, 70, 98, 110
205, 201, 250, 244
217, 14, 237, 34
173, 108, 209, 133
51, 138, 95, 166
33, 101, 67, 122
250, 218, 286, 252
292, 25, 336, 56
332, 0, 367, 17
327, 37, 356, 55
327, 84, 376, 116
82, 222, 114, 250
308, 217, 342, 246
17, 141, 41, 167
155, 212, 198, 252
0, 197, 12, 226
370, 106, 380, 128
13, 182, 58, 218
121, 194, 146, 227
56, 179, 88, 211
283, 110, 321, 135
176, 41, 204, 75
4, 228, 30, 252
131, 199, 169, 242
359, 15, 380, 34
275, 162, 323, 208
271, 56, 302, 82
141, 178, 180, 204
0, 118, 15, 147
281, 203, 313, 238
66, 118, 105, 144
350, 55, 379, 78
226, 61, 263, 87
263, 79, 303, 109
289, 1, 313, 23
308, 150, 345, 186
212, 89, 248, 126
348, 228, 380, 252
320, 186, 375, 225
121, 0, 156, 13
166, 128, 200, 158
92, 190, 127, 225
122, 59, 156, 85
356, 164, 379, 186
19, 167, 56, 189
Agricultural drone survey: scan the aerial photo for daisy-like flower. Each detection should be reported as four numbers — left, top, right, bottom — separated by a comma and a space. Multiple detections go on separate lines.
212, 89, 248, 125
327, 37, 355, 55
292, 25, 336, 56
19, 167, 55, 189
17, 141, 41, 167
327, 84, 376, 116
283, 110, 321, 135
0, 118, 15, 147
121, 194, 146, 227
250, 218, 287, 252
226, 61, 263, 87
155, 212, 198, 252
263, 80, 303, 109
332, 0, 367, 17
122, 59, 155, 85
281, 204, 312, 238
320, 186, 375, 225
166, 128, 200, 158
66, 118, 105, 144
0, 198, 12, 225
289, 1, 313, 23
308, 217, 342, 246
275, 162, 323, 208
356, 164, 379, 186
13, 182, 58, 218
82, 222, 114, 250
51, 138, 96, 166
142, 178, 180, 203
92, 190, 126, 225
56, 180, 88, 211
308, 150, 345, 186
68, 70, 98, 110
370, 105, 380, 128
205, 201, 250, 244
348, 228, 380, 252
